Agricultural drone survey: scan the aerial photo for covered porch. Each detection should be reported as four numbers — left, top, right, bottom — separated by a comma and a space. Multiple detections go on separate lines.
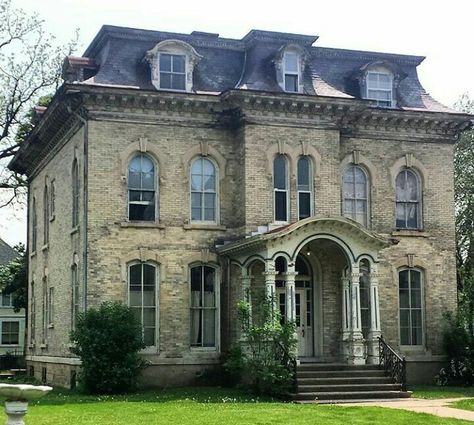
218, 217, 395, 365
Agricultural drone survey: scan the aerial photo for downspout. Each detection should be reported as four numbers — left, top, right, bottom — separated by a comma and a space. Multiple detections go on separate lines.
68, 104, 88, 312
25, 183, 31, 355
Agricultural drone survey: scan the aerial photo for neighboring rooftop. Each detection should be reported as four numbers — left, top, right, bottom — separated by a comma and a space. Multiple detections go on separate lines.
0, 238, 17, 267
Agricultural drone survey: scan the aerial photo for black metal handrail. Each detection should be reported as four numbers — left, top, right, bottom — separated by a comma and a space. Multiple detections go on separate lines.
379, 336, 407, 391
277, 341, 297, 392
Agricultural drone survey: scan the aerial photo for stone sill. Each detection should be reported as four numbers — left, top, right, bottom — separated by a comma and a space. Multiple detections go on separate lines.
120, 221, 165, 229
183, 224, 226, 231
49, 214, 55, 223
391, 229, 430, 238
47, 324, 54, 329
30, 251, 36, 259
70, 226, 79, 236
39, 344, 48, 349
41, 244, 49, 252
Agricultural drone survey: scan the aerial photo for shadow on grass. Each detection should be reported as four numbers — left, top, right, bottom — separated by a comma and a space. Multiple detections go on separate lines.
25, 387, 279, 406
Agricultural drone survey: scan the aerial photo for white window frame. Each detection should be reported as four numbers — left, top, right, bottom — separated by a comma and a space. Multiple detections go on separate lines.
398, 267, 425, 348
127, 261, 159, 353
395, 169, 422, 230
297, 156, 313, 220
366, 71, 394, 108
273, 155, 290, 223
48, 287, 54, 327
189, 263, 220, 351
342, 165, 370, 227
0, 293, 13, 308
31, 197, 37, 254
0, 320, 20, 346
49, 179, 56, 221
189, 157, 219, 225
72, 159, 79, 228
283, 51, 301, 93
127, 153, 158, 222
43, 184, 49, 246
158, 53, 187, 92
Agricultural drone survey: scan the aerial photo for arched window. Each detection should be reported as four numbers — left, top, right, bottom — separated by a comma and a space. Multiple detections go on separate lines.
273, 155, 289, 222
190, 157, 217, 223
297, 156, 313, 220
31, 197, 37, 252
128, 262, 158, 347
43, 185, 49, 245
72, 159, 79, 227
396, 169, 421, 229
342, 165, 369, 226
190, 264, 218, 348
359, 260, 371, 338
71, 262, 80, 330
128, 154, 156, 221
399, 268, 423, 346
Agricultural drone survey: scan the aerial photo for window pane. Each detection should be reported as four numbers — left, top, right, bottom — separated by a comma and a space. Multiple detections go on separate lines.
285, 75, 298, 92
128, 171, 140, 189
191, 175, 202, 191
143, 265, 155, 285
275, 191, 287, 221
202, 159, 214, 176
400, 310, 410, 327
160, 54, 172, 72
412, 327, 423, 345
191, 267, 202, 306
400, 327, 410, 345
399, 289, 409, 308
160, 73, 172, 89
299, 192, 311, 219
284, 53, 298, 73
411, 271, 421, 289
204, 193, 215, 209
406, 204, 418, 228
191, 208, 202, 222
143, 308, 155, 326
191, 192, 201, 209
204, 208, 215, 221
172, 55, 185, 73
142, 172, 154, 190
273, 156, 287, 190
191, 309, 202, 345
396, 203, 406, 228
172, 74, 186, 91
203, 309, 215, 346
144, 328, 155, 346
203, 175, 215, 191
344, 199, 355, 215
399, 270, 409, 289
297, 157, 310, 189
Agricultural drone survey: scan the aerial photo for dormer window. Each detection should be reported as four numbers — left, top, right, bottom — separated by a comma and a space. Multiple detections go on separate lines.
159, 53, 186, 91
146, 40, 202, 93
366, 71, 393, 107
284, 52, 299, 92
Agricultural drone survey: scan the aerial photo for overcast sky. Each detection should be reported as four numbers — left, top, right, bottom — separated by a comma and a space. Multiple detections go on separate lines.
1, 0, 473, 247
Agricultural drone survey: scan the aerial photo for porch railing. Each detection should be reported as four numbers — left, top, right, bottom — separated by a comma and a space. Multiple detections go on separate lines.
378, 336, 407, 391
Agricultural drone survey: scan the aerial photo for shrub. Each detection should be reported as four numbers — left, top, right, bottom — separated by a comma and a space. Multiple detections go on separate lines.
70, 302, 145, 394
224, 295, 297, 397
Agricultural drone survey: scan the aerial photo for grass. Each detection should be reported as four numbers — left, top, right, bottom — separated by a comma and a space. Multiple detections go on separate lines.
451, 399, 474, 412
0, 387, 471, 425
411, 386, 474, 399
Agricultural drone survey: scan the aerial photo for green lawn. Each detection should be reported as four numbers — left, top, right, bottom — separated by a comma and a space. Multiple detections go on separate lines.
411, 386, 474, 399
0, 387, 471, 425
451, 399, 474, 412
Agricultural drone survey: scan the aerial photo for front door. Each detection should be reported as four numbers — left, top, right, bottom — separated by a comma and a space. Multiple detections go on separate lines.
277, 284, 313, 357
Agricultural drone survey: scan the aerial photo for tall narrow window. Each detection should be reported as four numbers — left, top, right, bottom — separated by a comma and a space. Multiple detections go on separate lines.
190, 157, 217, 223
128, 154, 156, 221
366, 71, 393, 107
396, 169, 421, 229
30, 281, 35, 344
343, 166, 368, 226
399, 268, 423, 346
48, 287, 54, 326
273, 155, 289, 222
190, 265, 217, 348
128, 263, 157, 347
159, 53, 186, 91
49, 180, 55, 220
71, 264, 80, 330
72, 159, 79, 228
32, 197, 37, 253
297, 156, 313, 220
284, 52, 299, 93
42, 277, 48, 344
359, 260, 371, 338
43, 185, 49, 245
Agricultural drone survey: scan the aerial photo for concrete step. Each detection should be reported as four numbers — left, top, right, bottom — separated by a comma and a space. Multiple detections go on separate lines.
293, 390, 411, 401
297, 363, 381, 371
297, 383, 402, 393
297, 376, 394, 385
297, 369, 387, 379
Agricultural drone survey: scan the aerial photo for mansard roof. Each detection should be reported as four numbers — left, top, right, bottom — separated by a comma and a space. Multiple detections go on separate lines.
64, 25, 451, 113
0, 238, 17, 266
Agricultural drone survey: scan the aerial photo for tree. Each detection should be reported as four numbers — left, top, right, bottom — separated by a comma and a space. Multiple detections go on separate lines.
0, 242, 27, 312
454, 93, 474, 286
0, 0, 77, 207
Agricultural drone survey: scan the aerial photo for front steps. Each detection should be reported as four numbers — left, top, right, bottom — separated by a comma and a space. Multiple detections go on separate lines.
293, 363, 411, 402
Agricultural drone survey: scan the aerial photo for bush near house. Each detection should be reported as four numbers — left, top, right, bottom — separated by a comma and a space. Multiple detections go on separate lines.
70, 302, 145, 394
224, 297, 297, 397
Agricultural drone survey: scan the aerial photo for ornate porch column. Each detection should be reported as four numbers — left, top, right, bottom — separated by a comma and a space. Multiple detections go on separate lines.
341, 272, 352, 359
283, 264, 298, 322
367, 263, 382, 364
263, 259, 277, 319
239, 269, 252, 337
348, 263, 365, 365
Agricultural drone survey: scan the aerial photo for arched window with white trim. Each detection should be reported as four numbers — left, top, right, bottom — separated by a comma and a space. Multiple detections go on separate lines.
190, 264, 218, 348
396, 169, 421, 229
342, 165, 369, 226
190, 157, 217, 223
273, 155, 289, 222
297, 156, 313, 220
399, 268, 423, 346
128, 154, 157, 221
128, 262, 158, 348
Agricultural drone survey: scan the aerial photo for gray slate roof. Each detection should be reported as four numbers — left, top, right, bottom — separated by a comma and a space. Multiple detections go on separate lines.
69, 25, 454, 113
0, 238, 17, 267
